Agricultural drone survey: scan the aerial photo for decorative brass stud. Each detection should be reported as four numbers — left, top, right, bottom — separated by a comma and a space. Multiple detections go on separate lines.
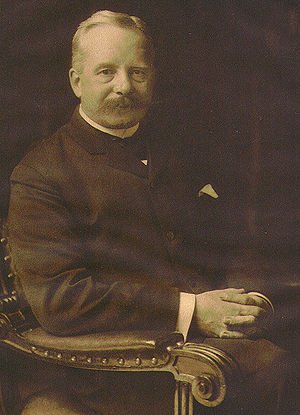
71, 356, 76, 362
44, 351, 49, 357
4, 256, 11, 262
31, 346, 37, 352
8, 273, 14, 279
101, 358, 108, 364
117, 358, 125, 366
151, 357, 158, 365
86, 357, 92, 364
57, 353, 62, 359
166, 231, 175, 241
166, 346, 172, 352
1, 237, 7, 245
135, 357, 141, 366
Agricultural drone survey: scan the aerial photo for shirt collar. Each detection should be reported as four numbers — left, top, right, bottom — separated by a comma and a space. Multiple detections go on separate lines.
79, 105, 139, 138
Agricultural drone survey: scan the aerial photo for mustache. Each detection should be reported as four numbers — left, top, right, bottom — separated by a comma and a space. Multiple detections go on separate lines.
102, 95, 149, 111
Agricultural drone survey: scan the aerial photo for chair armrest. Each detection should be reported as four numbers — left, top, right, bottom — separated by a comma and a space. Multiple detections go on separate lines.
0, 325, 240, 408
5, 326, 184, 370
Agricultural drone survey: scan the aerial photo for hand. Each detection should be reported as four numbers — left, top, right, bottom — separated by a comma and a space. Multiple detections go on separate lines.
220, 291, 273, 337
194, 288, 267, 338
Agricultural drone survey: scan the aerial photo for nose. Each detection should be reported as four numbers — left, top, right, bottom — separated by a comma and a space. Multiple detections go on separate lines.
113, 70, 132, 95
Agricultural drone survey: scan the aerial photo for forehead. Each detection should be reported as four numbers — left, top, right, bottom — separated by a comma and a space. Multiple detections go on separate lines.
79, 24, 151, 66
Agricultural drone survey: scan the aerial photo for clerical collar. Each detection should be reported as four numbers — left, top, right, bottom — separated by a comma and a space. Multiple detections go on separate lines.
79, 105, 139, 138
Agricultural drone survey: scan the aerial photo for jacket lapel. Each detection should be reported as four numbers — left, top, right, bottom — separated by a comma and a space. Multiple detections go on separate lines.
103, 141, 148, 179
67, 107, 148, 179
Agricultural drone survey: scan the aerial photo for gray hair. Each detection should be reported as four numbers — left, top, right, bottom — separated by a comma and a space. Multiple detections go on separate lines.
72, 10, 155, 73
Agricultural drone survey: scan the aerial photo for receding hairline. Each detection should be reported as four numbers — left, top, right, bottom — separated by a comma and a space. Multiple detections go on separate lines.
71, 10, 155, 72
79, 23, 150, 53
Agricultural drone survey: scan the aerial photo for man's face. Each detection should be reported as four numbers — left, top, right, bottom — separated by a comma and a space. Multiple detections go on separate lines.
70, 25, 154, 129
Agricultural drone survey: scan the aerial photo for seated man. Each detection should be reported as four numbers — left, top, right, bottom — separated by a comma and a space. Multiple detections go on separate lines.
7, 10, 297, 415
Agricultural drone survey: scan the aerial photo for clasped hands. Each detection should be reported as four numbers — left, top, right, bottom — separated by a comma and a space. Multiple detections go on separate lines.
194, 288, 272, 339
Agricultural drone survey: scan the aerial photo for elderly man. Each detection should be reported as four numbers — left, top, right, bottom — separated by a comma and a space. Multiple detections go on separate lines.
7, 10, 295, 415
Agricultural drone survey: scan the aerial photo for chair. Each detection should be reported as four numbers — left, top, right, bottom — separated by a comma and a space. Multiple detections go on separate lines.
0, 228, 240, 415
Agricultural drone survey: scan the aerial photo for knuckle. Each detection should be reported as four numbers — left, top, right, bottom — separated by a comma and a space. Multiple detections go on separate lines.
240, 295, 248, 305
242, 306, 252, 316
238, 305, 246, 315
245, 294, 253, 305
250, 295, 261, 306
239, 306, 249, 316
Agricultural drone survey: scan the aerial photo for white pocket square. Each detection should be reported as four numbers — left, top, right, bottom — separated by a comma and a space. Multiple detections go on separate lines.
198, 184, 219, 199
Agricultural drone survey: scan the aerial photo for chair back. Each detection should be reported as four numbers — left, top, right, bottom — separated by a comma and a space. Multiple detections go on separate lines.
0, 221, 18, 312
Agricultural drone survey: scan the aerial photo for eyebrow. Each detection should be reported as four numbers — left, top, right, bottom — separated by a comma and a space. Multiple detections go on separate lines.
93, 63, 151, 72
93, 63, 117, 72
130, 66, 151, 70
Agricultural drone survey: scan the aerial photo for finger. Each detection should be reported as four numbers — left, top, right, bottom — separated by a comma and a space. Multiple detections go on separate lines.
223, 315, 256, 326
219, 330, 246, 339
247, 293, 271, 310
238, 305, 266, 317
222, 288, 245, 294
220, 292, 258, 305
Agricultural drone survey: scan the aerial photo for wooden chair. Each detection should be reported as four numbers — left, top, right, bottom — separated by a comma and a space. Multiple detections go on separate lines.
0, 228, 240, 415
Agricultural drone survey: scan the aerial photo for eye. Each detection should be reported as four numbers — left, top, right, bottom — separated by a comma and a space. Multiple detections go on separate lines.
130, 68, 149, 82
97, 68, 115, 82
99, 69, 114, 75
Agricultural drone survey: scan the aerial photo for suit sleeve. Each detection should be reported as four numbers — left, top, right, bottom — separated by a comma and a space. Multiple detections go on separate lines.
7, 163, 179, 336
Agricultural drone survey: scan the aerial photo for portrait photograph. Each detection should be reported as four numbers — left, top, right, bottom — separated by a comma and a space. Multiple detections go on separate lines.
1, 1, 299, 414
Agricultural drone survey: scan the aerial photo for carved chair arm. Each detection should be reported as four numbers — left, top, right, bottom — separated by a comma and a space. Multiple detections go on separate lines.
0, 323, 240, 409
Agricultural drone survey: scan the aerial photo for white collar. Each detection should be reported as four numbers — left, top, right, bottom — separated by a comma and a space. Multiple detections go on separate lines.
79, 105, 139, 138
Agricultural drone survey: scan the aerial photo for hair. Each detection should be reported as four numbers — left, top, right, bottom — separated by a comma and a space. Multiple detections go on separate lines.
71, 10, 155, 73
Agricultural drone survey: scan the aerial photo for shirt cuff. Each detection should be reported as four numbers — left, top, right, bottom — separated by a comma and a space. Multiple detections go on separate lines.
248, 292, 274, 313
176, 292, 196, 341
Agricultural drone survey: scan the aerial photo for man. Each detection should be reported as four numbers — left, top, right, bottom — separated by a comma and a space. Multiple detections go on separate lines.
7, 10, 295, 415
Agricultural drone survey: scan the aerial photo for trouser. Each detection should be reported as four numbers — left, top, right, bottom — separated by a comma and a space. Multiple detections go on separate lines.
15, 338, 299, 415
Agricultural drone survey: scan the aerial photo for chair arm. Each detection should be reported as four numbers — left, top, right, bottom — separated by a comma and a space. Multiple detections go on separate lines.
4, 327, 184, 370
0, 325, 240, 408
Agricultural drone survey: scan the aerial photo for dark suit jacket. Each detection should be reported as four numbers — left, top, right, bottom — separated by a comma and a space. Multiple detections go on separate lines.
6, 107, 269, 336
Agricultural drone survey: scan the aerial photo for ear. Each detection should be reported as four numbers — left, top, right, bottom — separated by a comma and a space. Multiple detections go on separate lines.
69, 68, 82, 98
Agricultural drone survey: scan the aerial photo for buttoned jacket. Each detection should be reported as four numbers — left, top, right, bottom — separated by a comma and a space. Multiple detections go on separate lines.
7, 107, 263, 336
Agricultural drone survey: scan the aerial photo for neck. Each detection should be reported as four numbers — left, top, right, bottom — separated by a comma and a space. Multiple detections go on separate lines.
79, 105, 139, 138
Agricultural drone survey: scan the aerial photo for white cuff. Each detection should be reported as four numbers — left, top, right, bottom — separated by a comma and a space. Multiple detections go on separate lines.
176, 292, 196, 341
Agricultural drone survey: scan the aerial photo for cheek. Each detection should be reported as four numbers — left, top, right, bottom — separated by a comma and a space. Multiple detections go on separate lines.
95, 86, 112, 102
82, 79, 112, 101
135, 82, 153, 99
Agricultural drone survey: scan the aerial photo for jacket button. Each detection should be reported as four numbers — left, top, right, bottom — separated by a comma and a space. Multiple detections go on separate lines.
166, 231, 175, 241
